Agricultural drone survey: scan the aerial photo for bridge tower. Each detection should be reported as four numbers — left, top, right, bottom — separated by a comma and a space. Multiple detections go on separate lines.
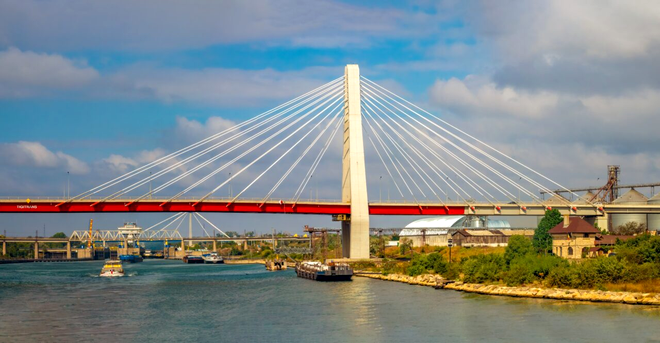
342, 64, 370, 259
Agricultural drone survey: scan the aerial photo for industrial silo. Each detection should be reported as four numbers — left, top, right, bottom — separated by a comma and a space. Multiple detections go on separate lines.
572, 191, 599, 205
611, 189, 648, 229
647, 192, 660, 230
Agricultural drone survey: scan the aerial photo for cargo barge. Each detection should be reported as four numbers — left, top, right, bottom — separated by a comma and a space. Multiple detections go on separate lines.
119, 254, 143, 263
295, 261, 352, 281
183, 255, 204, 264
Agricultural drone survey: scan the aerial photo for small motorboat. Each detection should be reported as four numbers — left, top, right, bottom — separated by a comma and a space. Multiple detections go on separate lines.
202, 252, 224, 264
100, 260, 125, 277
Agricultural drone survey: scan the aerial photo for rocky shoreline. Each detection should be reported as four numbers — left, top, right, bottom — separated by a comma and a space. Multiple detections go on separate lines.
355, 272, 660, 306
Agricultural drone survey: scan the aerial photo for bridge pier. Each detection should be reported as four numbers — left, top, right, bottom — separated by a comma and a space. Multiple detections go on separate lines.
213, 240, 217, 252
66, 241, 71, 259
34, 242, 39, 259
341, 64, 370, 259
2, 241, 6, 256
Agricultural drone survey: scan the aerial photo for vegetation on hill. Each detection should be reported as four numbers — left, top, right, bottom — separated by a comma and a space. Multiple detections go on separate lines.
394, 234, 660, 293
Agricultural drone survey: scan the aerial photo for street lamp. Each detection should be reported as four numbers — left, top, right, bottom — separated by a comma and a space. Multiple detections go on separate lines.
67, 171, 70, 199
379, 176, 382, 202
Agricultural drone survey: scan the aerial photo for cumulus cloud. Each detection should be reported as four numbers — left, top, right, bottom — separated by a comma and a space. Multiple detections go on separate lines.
0, 141, 89, 174
100, 148, 167, 174
0, 47, 98, 97
465, 0, 660, 95
0, 0, 405, 51
0, 46, 341, 106
118, 66, 337, 107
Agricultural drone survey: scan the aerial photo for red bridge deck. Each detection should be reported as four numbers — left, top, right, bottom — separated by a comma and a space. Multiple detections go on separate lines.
0, 200, 465, 216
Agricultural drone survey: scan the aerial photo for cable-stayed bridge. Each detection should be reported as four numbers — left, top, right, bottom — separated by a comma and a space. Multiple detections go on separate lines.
2, 64, 660, 258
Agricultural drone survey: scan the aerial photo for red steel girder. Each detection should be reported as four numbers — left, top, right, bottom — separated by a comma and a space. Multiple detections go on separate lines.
0, 201, 465, 215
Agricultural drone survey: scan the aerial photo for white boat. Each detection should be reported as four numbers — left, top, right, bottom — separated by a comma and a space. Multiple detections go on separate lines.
202, 252, 224, 264
100, 260, 125, 277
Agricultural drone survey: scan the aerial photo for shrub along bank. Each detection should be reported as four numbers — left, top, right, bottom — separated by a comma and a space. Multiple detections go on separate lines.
402, 234, 660, 292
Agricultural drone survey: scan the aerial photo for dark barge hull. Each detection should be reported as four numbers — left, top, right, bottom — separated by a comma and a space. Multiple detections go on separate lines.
183, 256, 204, 264
295, 268, 353, 281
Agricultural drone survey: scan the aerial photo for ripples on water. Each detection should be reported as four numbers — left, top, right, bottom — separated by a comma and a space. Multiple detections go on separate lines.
1, 260, 659, 343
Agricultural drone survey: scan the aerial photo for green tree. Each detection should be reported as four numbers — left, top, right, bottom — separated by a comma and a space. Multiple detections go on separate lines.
612, 221, 646, 235
534, 208, 562, 253
399, 238, 413, 256
51, 232, 67, 238
504, 235, 534, 265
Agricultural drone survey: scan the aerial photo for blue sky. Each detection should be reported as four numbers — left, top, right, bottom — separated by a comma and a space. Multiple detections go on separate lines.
1, 0, 659, 235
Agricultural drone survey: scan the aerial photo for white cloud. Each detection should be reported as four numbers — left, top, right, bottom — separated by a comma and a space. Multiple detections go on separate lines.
0, 141, 89, 174
119, 66, 336, 107
0, 47, 98, 97
0, 0, 405, 51
429, 76, 558, 118
470, 0, 660, 62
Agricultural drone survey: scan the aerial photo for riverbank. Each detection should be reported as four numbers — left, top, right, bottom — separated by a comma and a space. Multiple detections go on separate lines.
224, 258, 265, 265
355, 272, 660, 306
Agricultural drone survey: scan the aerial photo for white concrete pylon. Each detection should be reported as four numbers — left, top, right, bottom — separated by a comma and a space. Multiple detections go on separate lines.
342, 64, 370, 259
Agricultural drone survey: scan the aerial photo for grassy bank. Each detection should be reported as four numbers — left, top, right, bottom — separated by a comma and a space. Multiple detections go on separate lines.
356, 234, 660, 294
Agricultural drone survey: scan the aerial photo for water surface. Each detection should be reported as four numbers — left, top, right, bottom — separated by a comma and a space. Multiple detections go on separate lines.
1, 260, 659, 342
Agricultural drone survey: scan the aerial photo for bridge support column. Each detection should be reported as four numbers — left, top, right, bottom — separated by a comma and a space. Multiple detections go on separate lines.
34, 242, 39, 259
2, 241, 6, 256
66, 241, 71, 259
243, 240, 248, 251
213, 240, 217, 252
341, 64, 370, 259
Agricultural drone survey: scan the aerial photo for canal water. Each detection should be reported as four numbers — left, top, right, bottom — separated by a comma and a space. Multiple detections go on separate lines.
1, 260, 659, 342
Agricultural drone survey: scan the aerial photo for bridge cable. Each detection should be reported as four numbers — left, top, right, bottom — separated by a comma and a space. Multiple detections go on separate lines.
192, 213, 212, 238
363, 125, 406, 199
363, 94, 474, 203
191, 94, 345, 204
364, 83, 553, 207
363, 77, 584, 207
70, 77, 343, 202
363, 88, 491, 204
363, 104, 435, 200
363, 99, 455, 203
362, 111, 419, 202
292, 110, 345, 205
363, 84, 527, 205
228, 101, 344, 204
143, 212, 187, 232
195, 213, 229, 238
260, 109, 343, 205
108, 81, 345, 203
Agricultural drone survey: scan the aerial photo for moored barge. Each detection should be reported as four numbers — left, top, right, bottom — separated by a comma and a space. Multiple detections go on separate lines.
183, 255, 204, 264
295, 261, 352, 281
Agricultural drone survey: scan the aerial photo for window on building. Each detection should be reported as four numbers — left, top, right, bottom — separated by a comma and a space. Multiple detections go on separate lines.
568, 247, 574, 256
583, 233, 589, 238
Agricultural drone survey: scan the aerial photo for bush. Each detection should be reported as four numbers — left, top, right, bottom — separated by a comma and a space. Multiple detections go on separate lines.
504, 235, 534, 265
462, 254, 505, 283
504, 263, 533, 286
546, 266, 576, 288
407, 263, 426, 276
